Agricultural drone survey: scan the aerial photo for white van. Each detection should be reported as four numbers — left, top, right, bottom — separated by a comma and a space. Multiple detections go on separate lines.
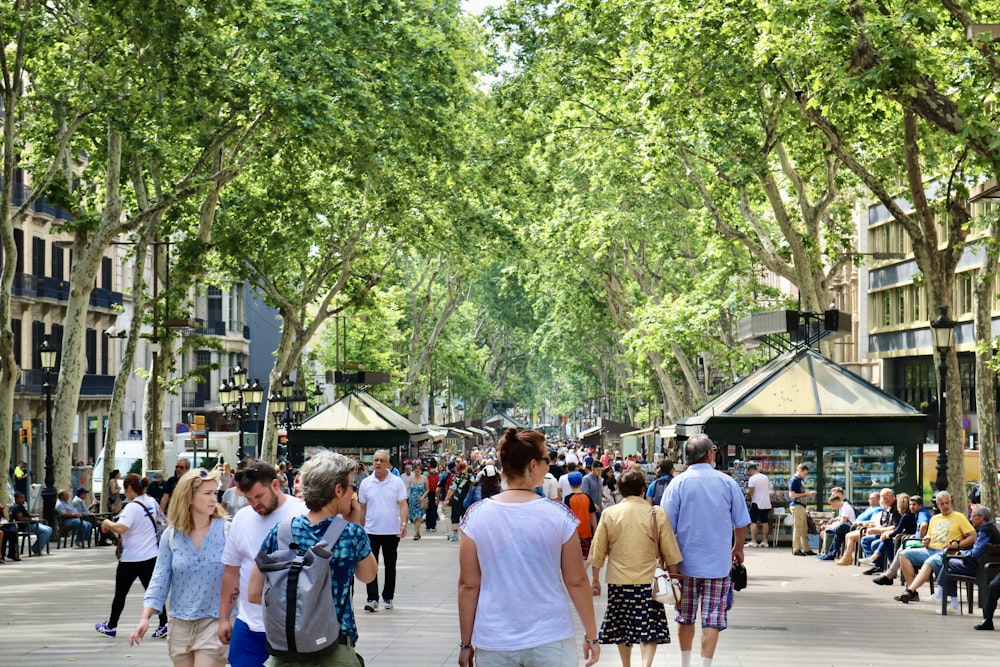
92, 440, 145, 497
174, 432, 240, 470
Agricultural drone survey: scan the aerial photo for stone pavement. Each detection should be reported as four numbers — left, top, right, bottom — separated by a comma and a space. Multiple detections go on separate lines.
1, 533, 997, 666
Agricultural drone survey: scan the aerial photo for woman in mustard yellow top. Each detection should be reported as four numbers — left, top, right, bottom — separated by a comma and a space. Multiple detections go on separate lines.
589, 469, 682, 667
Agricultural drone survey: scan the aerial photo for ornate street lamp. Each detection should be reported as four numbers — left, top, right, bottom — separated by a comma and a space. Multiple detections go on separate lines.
38, 336, 59, 530
930, 306, 956, 493
269, 377, 311, 432
219, 364, 263, 461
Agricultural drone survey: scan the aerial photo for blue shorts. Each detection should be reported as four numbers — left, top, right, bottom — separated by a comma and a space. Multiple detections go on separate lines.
228, 617, 268, 667
900, 547, 944, 573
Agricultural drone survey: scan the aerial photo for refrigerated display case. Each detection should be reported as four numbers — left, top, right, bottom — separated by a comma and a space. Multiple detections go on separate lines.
739, 447, 817, 508
819, 446, 896, 509
847, 446, 895, 506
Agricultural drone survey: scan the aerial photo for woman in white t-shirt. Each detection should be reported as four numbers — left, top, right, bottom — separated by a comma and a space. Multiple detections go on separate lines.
458, 428, 600, 667
96, 474, 168, 638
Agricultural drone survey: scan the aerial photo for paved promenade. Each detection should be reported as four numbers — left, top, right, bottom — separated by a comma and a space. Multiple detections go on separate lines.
1, 533, 997, 666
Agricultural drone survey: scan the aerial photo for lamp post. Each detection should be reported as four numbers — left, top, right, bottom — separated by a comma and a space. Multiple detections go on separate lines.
269, 377, 309, 432
219, 364, 263, 462
930, 306, 956, 493
38, 336, 59, 530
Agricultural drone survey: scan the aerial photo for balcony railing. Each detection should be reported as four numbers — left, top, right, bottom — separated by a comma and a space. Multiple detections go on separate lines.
12, 273, 37, 297
15, 368, 55, 394
37, 276, 71, 301
182, 392, 209, 409
80, 374, 114, 396
206, 320, 227, 336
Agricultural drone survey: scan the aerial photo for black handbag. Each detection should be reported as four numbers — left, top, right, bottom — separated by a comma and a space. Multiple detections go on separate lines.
731, 562, 748, 591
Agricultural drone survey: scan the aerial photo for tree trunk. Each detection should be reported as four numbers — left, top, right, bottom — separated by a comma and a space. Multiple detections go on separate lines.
973, 222, 999, 514
101, 236, 151, 511
648, 350, 686, 422
51, 127, 125, 491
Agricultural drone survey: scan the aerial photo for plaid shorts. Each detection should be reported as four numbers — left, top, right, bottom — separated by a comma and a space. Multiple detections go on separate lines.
675, 575, 732, 630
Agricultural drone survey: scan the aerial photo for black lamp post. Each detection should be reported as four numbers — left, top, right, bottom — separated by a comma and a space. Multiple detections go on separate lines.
38, 336, 59, 530
219, 364, 264, 462
930, 306, 956, 493
269, 377, 309, 433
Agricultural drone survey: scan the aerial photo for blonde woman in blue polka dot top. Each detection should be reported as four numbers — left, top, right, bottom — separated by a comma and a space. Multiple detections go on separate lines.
129, 469, 230, 666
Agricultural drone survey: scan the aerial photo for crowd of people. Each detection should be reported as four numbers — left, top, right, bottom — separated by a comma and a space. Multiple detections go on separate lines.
10, 430, 1000, 665
0, 431, 740, 667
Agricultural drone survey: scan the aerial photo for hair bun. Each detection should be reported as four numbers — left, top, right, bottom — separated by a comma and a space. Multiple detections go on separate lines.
506, 427, 518, 439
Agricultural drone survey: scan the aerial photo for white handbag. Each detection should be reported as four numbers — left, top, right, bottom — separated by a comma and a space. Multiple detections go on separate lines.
650, 508, 682, 606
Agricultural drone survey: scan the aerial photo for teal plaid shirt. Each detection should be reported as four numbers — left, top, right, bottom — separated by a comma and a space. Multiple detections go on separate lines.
261, 514, 372, 641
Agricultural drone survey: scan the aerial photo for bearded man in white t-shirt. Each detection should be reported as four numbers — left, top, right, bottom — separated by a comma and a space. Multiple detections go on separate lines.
218, 459, 305, 667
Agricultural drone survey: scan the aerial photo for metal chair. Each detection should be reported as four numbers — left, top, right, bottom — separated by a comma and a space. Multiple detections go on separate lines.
940, 544, 1000, 616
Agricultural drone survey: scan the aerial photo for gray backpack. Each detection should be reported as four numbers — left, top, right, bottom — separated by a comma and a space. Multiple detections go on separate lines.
255, 517, 348, 659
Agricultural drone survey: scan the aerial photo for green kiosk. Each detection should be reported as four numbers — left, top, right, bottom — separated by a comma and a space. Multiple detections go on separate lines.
676, 346, 926, 512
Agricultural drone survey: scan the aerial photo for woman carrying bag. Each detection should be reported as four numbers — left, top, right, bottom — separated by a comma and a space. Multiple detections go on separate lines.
588, 469, 683, 667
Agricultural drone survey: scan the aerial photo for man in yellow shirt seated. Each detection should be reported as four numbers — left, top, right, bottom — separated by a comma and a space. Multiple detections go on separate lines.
893, 490, 975, 604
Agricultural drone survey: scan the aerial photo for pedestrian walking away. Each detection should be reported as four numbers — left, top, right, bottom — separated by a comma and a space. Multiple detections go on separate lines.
358, 449, 408, 612
249, 450, 377, 667
425, 459, 440, 532
218, 459, 306, 667
662, 435, 751, 667
744, 463, 771, 547
590, 468, 683, 667
95, 474, 169, 639
129, 468, 230, 666
458, 428, 600, 667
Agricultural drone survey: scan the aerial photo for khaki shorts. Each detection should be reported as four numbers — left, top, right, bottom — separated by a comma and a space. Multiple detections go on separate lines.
167, 617, 229, 665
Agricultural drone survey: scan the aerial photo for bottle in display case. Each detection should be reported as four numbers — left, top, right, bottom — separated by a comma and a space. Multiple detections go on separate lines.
847, 446, 895, 506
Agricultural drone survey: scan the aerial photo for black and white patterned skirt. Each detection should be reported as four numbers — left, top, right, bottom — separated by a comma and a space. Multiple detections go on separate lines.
598, 583, 671, 646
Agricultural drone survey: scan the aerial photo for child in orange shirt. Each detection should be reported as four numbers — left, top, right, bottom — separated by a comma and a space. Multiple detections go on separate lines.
564, 471, 599, 595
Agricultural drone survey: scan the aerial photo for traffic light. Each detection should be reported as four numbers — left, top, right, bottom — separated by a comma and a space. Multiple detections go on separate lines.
20, 421, 32, 445
192, 414, 206, 442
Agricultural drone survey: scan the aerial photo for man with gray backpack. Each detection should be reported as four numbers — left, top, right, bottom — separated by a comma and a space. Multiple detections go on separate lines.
250, 450, 376, 667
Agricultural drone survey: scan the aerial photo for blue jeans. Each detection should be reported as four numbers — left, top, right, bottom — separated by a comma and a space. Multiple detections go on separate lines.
229, 617, 268, 667
61, 517, 93, 545
30, 523, 52, 552
938, 557, 978, 597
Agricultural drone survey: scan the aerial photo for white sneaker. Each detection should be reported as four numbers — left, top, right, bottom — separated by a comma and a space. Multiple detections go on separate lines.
383, 599, 394, 610
364, 600, 378, 612
745, 542, 757, 548
758, 541, 769, 548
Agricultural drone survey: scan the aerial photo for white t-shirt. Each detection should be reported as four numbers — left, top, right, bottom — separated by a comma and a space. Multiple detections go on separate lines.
747, 472, 772, 509
358, 473, 408, 535
118, 496, 161, 562
564, 451, 580, 465
461, 497, 578, 651
838, 502, 857, 523
221, 495, 305, 631
541, 473, 559, 500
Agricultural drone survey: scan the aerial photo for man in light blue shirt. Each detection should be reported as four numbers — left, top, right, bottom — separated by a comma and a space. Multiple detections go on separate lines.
662, 435, 750, 667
